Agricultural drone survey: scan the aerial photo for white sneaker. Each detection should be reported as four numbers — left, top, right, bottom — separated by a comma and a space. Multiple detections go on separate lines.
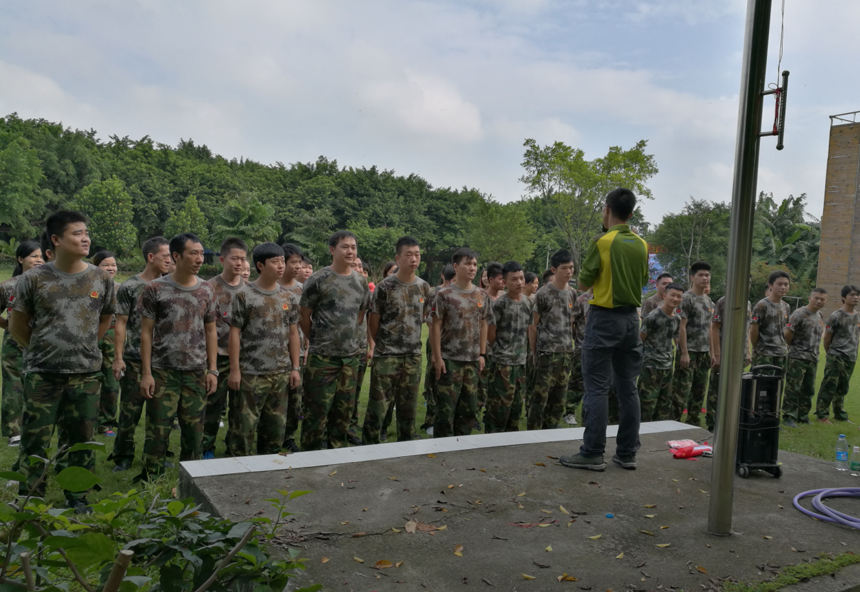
219, 421, 224, 428
563, 414, 578, 426
8, 436, 20, 447
426, 426, 434, 436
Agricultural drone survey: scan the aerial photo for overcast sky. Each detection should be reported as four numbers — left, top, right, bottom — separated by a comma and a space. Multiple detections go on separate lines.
1, 0, 858, 224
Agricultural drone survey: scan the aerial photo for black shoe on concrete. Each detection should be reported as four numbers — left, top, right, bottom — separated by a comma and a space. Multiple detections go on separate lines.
347, 436, 363, 446
560, 453, 606, 471
612, 453, 637, 470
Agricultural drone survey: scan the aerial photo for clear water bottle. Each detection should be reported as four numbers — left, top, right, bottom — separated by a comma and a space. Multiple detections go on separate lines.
851, 446, 860, 476
836, 434, 849, 471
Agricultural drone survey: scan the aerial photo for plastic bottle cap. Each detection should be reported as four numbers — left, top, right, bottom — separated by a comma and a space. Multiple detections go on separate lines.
839, 434, 846, 438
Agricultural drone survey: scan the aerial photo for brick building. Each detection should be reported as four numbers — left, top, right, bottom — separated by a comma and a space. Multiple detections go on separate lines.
817, 111, 860, 318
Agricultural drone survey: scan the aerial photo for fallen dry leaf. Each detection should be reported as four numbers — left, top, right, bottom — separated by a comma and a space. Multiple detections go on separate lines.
329, 470, 337, 476
340, 521, 349, 525
644, 514, 655, 518
396, 561, 404, 568
321, 557, 330, 564
700, 489, 708, 494
545, 545, 553, 552
448, 485, 455, 489
538, 524, 551, 528
480, 469, 486, 472
644, 504, 657, 508
353, 556, 364, 563
389, 477, 398, 481
588, 535, 602, 540
541, 509, 553, 514
696, 566, 707, 574
405, 519, 418, 533
522, 574, 536, 580
517, 492, 526, 497
557, 573, 578, 582
375, 560, 394, 569
437, 525, 447, 530
454, 544, 464, 557
559, 505, 569, 515
656, 544, 670, 548
428, 454, 436, 458
391, 527, 401, 533
482, 577, 493, 586
517, 503, 524, 509
639, 530, 654, 536
616, 552, 624, 559
362, 507, 369, 512
763, 535, 772, 540
660, 526, 669, 530
416, 522, 436, 532
351, 532, 365, 538
534, 462, 546, 467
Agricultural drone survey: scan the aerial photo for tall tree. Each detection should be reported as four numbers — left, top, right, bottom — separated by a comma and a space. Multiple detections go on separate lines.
287, 206, 334, 266
519, 139, 657, 266
0, 135, 46, 238
754, 192, 820, 282
467, 198, 537, 265
348, 220, 405, 279
211, 192, 280, 248
165, 195, 209, 245
75, 176, 137, 255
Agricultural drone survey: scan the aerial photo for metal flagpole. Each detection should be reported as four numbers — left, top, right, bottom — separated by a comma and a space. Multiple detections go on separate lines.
708, 0, 773, 536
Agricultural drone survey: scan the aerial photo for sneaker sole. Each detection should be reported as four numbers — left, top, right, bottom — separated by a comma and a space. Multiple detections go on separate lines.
560, 460, 606, 471
612, 457, 637, 470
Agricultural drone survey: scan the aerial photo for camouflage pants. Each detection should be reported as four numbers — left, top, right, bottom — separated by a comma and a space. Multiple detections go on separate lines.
97, 329, 120, 429
421, 341, 437, 429
347, 351, 368, 439
202, 356, 233, 455
1, 337, 24, 438
142, 368, 207, 477
527, 352, 572, 430
705, 367, 720, 432
485, 364, 526, 433
110, 360, 146, 466
434, 359, 479, 438
284, 374, 303, 445
783, 358, 817, 423
231, 372, 289, 456
17, 372, 100, 501
816, 355, 855, 421
672, 350, 710, 425
565, 351, 584, 415
301, 354, 359, 451
477, 354, 493, 412
638, 367, 673, 422
362, 355, 420, 444
751, 355, 787, 375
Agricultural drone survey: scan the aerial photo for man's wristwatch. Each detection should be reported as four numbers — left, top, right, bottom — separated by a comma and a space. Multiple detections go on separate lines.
291, 367, 301, 372
208, 369, 219, 377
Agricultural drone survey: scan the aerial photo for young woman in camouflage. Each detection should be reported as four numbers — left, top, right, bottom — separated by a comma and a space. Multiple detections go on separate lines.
431, 248, 491, 438
9, 211, 117, 513
0, 241, 44, 445
363, 236, 433, 444
528, 250, 576, 431
485, 261, 535, 433
109, 237, 171, 473
783, 288, 827, 426
816, 285, 860, 422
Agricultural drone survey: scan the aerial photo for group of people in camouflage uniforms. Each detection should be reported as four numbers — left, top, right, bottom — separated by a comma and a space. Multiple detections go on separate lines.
638, 264, 860, 431
2, 194, 858, 512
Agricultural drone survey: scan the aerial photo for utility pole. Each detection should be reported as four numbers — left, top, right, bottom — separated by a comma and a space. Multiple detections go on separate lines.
708, 0, 774, 536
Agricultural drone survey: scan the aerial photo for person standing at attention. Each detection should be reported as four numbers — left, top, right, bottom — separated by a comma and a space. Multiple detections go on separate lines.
560, 188, 649, 472
673, 262, 714, 426
750, 271, 791, 372
816, 285, 860, 423
783, 288, 827, 427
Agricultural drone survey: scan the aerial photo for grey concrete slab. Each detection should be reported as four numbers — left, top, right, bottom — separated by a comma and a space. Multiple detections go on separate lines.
183, 428, 860, 591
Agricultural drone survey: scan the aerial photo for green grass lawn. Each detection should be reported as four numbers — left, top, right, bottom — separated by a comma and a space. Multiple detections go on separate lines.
0, 263, 858, 508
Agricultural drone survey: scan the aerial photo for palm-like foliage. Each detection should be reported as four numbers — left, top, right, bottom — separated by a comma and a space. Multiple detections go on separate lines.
755, 193, 820, 281
211, 192, 280, 249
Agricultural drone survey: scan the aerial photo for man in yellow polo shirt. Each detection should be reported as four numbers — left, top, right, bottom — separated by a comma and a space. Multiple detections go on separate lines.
560, 188, 649, 472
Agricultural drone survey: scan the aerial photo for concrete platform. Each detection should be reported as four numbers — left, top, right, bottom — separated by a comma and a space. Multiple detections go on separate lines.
181, 422, 860, 591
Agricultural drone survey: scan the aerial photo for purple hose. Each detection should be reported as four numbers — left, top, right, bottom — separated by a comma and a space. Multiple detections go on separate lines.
792, 488, 860, 530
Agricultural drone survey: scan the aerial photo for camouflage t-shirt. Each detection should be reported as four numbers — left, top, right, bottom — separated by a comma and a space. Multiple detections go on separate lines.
115, 274, 150, 360
13, 263, 117, 374
751, 298, 790, 357
787, 306, 825, 362
300, 267, 371, 357
209, 275, 247, 357
679, 291, 714, 353
0, 277, 20, 348
713, 296, 752, 341
573, 297, 589, 348
825, 309, 860, 362
230, 283, 300, 375
434, 284, 492, 362
139, 276, 216, 371
370, 275, 433, 357
280, 281, 305, 356
489, 293, 533, 366
534, 284, 575, 353
640, 293, 664, 321
641, 307, 680, 369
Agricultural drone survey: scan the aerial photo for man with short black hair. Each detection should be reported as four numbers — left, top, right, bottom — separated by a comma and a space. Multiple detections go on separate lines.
750, 270, 791, 372
202, 237, 248, 458
362, 236, 432, 444
110, 236, 171, 472
138, 233, 218, 480
486, 261, 534, 432
431, 248, 490, 437
228, 242, 301, 455
561, 188, 649, 472
528, 250, 576, 430
673, 262, 714, 426
783, 288, 827, 426
477, 261, 504, 422
279, 243, 306, 452
639, 283, 683, 421
421, 264, 455, 435
299, 231, 371, 450
641, 273, 673, 319
816, 285, 860, 423
524, 272, 539, 300
542, 269, 555, 285
10, 210, 117, 512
